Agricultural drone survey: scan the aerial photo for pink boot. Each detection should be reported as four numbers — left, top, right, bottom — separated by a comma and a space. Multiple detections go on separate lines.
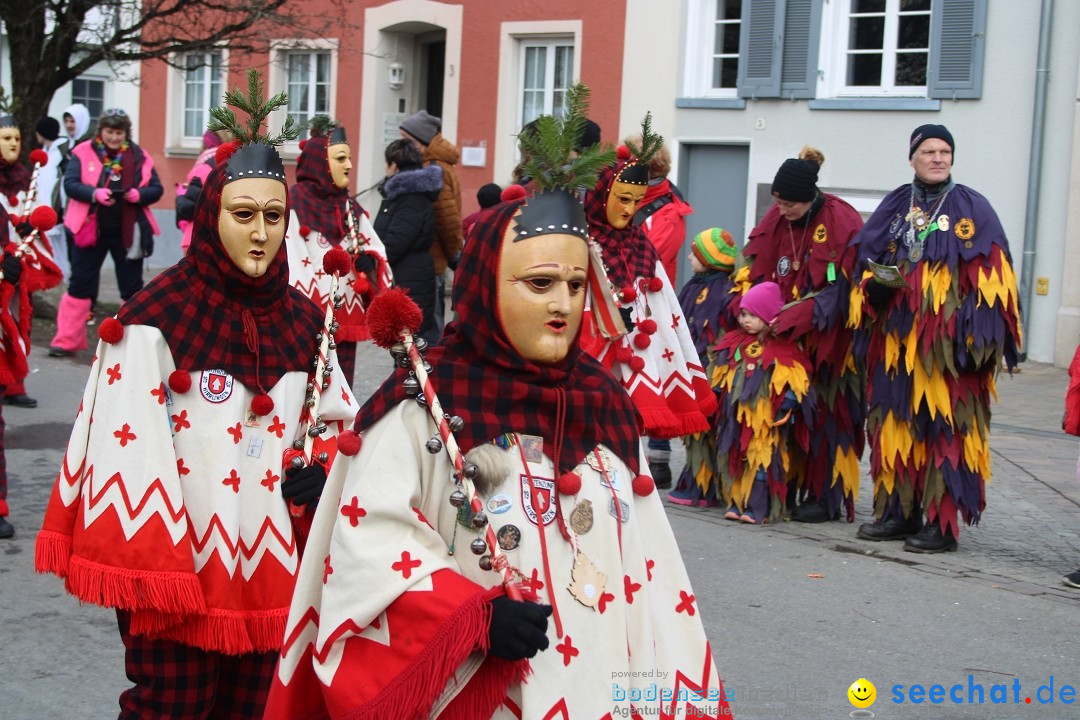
49, 293, 92, 355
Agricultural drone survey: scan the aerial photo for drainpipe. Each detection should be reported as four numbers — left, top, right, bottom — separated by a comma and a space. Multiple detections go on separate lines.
1019, 0, 1053, 361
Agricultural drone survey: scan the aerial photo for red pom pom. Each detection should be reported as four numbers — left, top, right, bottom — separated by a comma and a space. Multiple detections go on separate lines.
632, 474, 655, 496
638, 278, 651, 293
168, 370, 192, 393
6, 195, 18, 207
637, 318, 657, 335
251, 393, 274, 417
628, 356, 645, 373
648, 277, 664, 293
215, 140, 242, 165
323, 247, 351, 276
616, 145, 632, 161
619, 285, 637, 303
337, 429, 362, 456
352, 271, 371, 295
29, 149, 49, 166
29, 205, 58, 232
8, 214, 21, 227
501, 184, 527, 203
615, 346, 634, 364
97, 317, 124, 344
298, 139, 307, 151
299, 225, 311, 238
633, 332, 652, 350
556, 471, 582, 495
366, 286, 423, 349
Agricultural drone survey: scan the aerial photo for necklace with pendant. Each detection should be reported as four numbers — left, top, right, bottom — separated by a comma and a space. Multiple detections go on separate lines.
786, 220, 810, 272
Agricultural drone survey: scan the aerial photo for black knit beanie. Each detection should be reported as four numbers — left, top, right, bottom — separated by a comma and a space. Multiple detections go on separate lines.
909, 124, 955, 159
771, 158, 819, 202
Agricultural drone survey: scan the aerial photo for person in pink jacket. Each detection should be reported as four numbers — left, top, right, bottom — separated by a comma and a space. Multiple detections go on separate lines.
48, 109, 162, 357
1063, 342, 1080, 588
175, 129, 225, 253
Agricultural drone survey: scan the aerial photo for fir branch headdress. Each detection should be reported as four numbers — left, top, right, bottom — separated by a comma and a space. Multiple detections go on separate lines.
0, 87, 18, 129
616, 112, 663, 186
516, 83, 615, 193
208, 68, 301, 146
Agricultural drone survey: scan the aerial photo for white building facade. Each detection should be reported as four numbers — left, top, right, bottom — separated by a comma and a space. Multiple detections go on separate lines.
621, 0, 1080, 365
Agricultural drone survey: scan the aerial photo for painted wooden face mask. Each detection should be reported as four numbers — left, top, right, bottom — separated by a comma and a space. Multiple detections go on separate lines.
604, 161, 648, 229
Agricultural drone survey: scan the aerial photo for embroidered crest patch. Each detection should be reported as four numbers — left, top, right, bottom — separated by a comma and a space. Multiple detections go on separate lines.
200, 369, 234, 403
520, 474, 557, 526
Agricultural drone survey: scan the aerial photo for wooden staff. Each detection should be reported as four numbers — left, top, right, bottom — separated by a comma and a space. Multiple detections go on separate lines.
287, 247, 351, 517
17, 149, 50, 217
367, 287, 524, 601
0, 206, 57, 281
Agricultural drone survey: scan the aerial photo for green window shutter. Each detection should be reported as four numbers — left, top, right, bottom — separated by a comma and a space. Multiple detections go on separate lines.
779, 0, 822, 99
928, 0, 987, 99
738, 0, 785, 98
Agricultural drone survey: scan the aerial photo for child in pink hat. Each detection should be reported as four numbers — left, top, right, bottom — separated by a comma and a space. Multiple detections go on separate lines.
712, 281, 813, 524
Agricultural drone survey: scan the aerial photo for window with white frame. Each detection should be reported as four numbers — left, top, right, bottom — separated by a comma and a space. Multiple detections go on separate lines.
837, 0, 931, 94
72, 77, 105, 121
519, 39, 574, 128
686, 0, 742, 97
285, 51, 331, 128
183, 52, 223, 139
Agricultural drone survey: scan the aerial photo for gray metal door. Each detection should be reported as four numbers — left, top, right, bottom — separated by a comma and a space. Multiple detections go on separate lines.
675, 143, 750, 287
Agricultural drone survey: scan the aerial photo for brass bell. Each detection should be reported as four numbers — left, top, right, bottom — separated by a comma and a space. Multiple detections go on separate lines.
470, 537, 488, 555
448, 415, 464, 432
415, 393, 427, 407
317, 452, 329, 463
414, 337, 429, 353
478, 555, 493, 571
471, 511, 488, 528
403, 377, 420, 396
390, 342, 407, 358
462, 463, 479, 480
426, 436, 443, 454
290, 456, 305, 469
449, 489, 467, 507
292, 439, 305, 450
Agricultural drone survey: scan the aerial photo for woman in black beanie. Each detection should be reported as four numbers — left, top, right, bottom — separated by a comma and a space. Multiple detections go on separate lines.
739, 145, 866, 525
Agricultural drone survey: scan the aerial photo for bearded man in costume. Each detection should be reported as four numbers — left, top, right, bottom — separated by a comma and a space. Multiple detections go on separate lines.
850, 124, 1021, 553
35, 72, 357, 718
264, 86, 729, 720
286, 117, 391, 388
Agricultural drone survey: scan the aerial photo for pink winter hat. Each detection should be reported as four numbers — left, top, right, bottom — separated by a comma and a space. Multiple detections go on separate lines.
739, 281, 783, 324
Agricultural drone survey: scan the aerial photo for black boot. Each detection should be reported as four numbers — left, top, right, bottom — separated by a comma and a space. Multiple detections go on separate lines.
0, 517, 13, 539
903, 524, 957, 553
790, 500, 838, 523
856, 515, 922, 541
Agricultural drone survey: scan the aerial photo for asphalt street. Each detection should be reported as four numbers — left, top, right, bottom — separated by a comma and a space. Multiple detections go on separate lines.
3, 259, 1078, 719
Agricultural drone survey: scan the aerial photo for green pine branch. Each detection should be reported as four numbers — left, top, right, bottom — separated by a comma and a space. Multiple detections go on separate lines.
206, 68, 301, 145
517, 83, 615, 191
625, 111, 664, 163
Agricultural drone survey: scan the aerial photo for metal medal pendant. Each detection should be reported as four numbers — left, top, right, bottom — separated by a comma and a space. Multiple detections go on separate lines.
585, 449, 611, 474
904, 225, 916, 247
792, 259, 801, 271
909, 243, 923, 262
776, 256, 791, 277
569, 499, 594, 534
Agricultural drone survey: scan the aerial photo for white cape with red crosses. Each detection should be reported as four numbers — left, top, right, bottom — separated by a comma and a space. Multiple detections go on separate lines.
35, 324, 357, 654
583, 260, 717, 439
264, 401, 730, 719
285, 208, 393, 343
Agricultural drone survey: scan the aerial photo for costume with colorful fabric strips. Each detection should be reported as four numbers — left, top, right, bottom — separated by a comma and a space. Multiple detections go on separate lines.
712, 328, 813, 522
849, 180, 1021, 538
264, 188, 728, 719
35, 142, 358, 658
581, 153, 716, 438
669, 266, 739, 507
741, 193, 866, 520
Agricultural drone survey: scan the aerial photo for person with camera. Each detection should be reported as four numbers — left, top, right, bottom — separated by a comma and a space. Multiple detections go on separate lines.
49, 108, 162, 357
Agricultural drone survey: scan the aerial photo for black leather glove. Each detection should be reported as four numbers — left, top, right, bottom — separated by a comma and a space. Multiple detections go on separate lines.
618, 305, 636, 334
281, 462, 328, 508
15, 221, 33, 239
866, 281, 895, 307
487, 596, 551, 660
2, 254, 21, 287
354, 251, 376, 275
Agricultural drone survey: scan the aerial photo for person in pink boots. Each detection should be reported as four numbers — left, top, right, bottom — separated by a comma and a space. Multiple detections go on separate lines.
49, 108, 162, 357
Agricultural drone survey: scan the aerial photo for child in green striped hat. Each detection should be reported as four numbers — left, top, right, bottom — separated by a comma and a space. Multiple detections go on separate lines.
669, 227, 741, 507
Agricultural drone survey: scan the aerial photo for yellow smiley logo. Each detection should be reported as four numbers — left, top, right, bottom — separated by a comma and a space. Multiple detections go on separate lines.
848, 678, 876, 709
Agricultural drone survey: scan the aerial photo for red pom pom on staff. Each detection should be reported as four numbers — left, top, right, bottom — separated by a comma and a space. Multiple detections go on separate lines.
30, 205, 58, 232
29, 149, 49, 166
323, 247, 351, 277
366, 287, 423, 349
